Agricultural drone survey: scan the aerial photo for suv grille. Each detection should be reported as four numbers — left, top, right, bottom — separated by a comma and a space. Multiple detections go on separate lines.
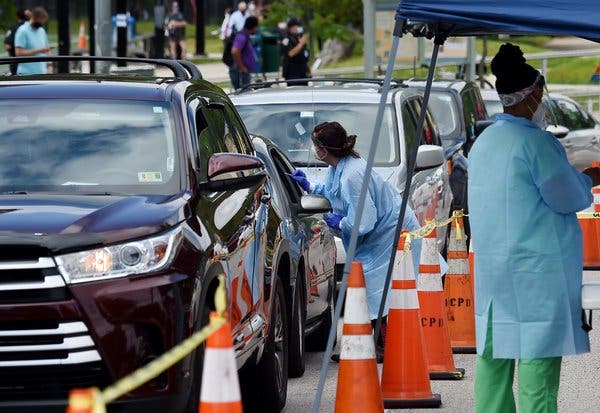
0, 255, 108, 400
0, 257, 70, 304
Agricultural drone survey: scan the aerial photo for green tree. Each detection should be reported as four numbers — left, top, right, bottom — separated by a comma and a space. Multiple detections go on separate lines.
0, 1, 17, 32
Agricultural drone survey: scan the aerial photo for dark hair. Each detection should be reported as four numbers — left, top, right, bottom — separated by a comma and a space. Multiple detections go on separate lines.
287, 18, 301, 29
491, 43, 540, 94
312, 122, 359, 159
244, 16, 259, 30
16, 9, 28, 20
31, 7, 48, 21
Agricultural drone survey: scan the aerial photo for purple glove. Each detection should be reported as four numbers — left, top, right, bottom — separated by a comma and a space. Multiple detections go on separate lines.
324, 213, 342, 229
291, 169, 310, 191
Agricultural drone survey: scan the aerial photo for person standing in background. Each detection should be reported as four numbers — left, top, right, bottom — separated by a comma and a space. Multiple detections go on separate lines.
230, 16, 258, 90
14, 7, 50, 75
281, 18, 310, 86
167, 1, 187, 60
218, 7, 232, 40
4, 8, 31, 75
227, 1, 248, 38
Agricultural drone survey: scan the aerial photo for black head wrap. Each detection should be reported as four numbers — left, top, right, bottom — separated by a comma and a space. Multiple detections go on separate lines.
491, 43, 540, 94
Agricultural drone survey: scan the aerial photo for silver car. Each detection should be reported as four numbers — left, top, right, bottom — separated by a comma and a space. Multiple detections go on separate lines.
231, 81, 453, 274
481, 89, 600, 170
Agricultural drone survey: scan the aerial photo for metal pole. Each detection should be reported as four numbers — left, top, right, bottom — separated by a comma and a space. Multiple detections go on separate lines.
374, 38, 444, 354
311, 20, 403, 413
116, 0, 127, 66
467, 36, 476, 82
57, 0, 70, 73
195, 0, 205, 56
362, 0, 376, 78
95, 0, 111, 73
88, 0, 95, 73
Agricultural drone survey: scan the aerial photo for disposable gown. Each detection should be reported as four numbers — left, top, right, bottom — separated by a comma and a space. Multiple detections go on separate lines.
468, 114, 592, 358
311, 156, 422, 319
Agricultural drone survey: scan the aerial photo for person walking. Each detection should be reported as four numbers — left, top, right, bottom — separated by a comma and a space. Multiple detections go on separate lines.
281, 18, 310, 86
229, 16, 258, 90
226, 1, 248, 38
14, 7, 50, 75
290, 121, 426, 360
167, 1, 187, 60
468, 43, 600, 413
4, 8, 31, 75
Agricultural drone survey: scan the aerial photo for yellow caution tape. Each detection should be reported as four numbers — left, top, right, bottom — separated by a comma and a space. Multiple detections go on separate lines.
68, 275, 229, 411
403, 210, 468, 249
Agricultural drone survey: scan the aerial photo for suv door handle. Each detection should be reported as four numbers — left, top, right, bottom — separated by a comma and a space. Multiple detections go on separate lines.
243, 212, 255, 224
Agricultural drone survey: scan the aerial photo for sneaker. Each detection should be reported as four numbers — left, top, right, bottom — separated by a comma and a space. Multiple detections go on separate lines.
330, 353, 340, 363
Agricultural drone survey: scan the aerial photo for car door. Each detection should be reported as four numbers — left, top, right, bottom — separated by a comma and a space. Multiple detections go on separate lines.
403, 97, 452, 248
551, 97, 600, 170
269, 146, 334, 320
191, 98, 263, 358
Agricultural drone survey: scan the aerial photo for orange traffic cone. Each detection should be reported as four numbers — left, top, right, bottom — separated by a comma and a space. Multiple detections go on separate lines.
444, 212, 476, 354
65, 388, 101, 413
381, 231, 441, 409
199, 312, 243, 413
580, 186, 600, 267
417, 221, 465, 380
591, 63, 600, 83
335, 261, 384, 413
78, 21, 88, 50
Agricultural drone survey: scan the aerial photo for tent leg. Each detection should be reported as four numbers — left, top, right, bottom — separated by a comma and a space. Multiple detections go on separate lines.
310, 25, 403, 413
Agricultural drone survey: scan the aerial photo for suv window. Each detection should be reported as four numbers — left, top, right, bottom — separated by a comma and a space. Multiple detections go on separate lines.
461, 88, 487, 140
0, 99, 179, 193
555, 98, 595, 131
237, 103, 399, 167
429, 91, 461, 139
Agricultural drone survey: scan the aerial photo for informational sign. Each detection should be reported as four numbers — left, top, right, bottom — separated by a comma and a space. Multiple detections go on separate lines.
115, 13, 128, 28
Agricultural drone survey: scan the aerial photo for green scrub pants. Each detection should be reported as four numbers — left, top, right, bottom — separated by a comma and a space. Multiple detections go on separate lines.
475, 312, 562, 413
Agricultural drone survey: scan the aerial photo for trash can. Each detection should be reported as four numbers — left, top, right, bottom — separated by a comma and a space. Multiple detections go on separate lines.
261, 32, 280, 73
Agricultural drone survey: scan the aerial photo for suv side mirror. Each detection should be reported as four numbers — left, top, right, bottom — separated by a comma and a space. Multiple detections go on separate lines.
200, 153, 266, 192
546, 124, 570, 139
298, 194, 332, 215
415, 145, 445, 172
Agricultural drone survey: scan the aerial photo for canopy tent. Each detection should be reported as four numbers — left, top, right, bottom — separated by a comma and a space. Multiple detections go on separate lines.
312, 3, 600, 411
395, 0, 600, 41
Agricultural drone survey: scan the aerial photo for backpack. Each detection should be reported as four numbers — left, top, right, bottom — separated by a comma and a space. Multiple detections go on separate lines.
222, 27, 238, 67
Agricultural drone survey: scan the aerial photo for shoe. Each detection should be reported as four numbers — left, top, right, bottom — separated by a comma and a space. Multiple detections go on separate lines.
376, 345, 384, 364
330, 353, 340, 363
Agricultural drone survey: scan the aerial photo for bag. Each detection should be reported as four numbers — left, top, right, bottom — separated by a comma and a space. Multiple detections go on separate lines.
222, 27, 237, 67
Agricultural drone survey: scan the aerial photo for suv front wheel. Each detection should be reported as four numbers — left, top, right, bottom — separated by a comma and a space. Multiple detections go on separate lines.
241, 281, 288, 412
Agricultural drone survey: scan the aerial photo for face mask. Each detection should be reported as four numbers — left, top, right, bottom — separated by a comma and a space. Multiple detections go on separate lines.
31, 22, 43, 29
531, 102, 547, 129
312, 145, 325, 161
296, 27, 304, 35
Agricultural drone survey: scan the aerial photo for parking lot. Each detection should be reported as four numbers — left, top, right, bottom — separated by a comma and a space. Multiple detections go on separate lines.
285, 271, 600, 412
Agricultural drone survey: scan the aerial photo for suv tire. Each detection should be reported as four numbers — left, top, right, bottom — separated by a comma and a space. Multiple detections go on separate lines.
184, 305, 211, 413
288, 278, 306, 377
242, 281, 288, 412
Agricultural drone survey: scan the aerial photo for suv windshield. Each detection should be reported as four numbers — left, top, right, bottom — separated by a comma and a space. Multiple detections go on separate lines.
427, 91, 461, 139
0, 99, 179, 194
236, 103, 398, 166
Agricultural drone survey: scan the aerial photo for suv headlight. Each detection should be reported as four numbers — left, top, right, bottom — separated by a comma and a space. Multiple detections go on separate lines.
56, 227, 182, 284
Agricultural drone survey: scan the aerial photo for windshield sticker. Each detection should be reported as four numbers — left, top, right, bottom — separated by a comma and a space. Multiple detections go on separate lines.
294, 122, 307, 136
167, 157, 174, 172
153, 106, 164, 114
138, 171, 163, 182
300, 111, 314, 118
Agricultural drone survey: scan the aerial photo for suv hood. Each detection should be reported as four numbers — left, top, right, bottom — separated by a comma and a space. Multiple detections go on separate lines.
0, 194, 190, 253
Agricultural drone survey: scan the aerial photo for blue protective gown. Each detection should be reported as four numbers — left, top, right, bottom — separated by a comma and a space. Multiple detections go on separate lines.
311, 156, 422, 319
468, 113, 592, 359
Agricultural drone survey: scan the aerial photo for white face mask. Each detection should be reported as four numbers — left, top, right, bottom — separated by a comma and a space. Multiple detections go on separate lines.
312, 145, 326, 161
531, 103, 547, 129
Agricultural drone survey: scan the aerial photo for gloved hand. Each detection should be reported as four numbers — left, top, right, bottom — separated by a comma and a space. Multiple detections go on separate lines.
291, 169, 311, 191
324, 213, 342, 230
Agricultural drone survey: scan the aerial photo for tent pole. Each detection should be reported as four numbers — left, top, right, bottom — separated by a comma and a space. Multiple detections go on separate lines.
310, 23, 403, 413
373, 30, 445, 353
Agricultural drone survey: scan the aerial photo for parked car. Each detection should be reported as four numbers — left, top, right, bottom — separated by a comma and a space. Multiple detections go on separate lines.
481, 89, 600, 170
0, 56, 296, 413
251, 135, 337, 371
404, 80, 490, 240
231, 79, 452, 278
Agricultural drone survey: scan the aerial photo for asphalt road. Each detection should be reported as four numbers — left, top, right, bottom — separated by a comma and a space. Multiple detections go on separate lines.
284, 271, 600, 412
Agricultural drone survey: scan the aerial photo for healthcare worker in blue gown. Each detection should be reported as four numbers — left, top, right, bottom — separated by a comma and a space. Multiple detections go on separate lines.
291, 121, 425, 360
468, 43, 600, 413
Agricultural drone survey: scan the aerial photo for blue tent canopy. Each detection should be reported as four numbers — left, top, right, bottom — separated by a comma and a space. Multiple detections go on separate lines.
395, 0, 600, 42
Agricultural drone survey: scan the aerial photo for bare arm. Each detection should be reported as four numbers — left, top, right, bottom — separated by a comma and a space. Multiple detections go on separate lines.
231, 47, 247, 72
16, 46, 50, 56
287, 35, 307, 58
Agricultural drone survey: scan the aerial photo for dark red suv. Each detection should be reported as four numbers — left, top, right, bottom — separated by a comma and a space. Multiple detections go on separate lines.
0, 57, 329, 413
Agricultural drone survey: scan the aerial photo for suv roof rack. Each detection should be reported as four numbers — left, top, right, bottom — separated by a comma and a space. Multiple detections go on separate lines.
0, 56, 202, 81
235, 77, 406, 94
